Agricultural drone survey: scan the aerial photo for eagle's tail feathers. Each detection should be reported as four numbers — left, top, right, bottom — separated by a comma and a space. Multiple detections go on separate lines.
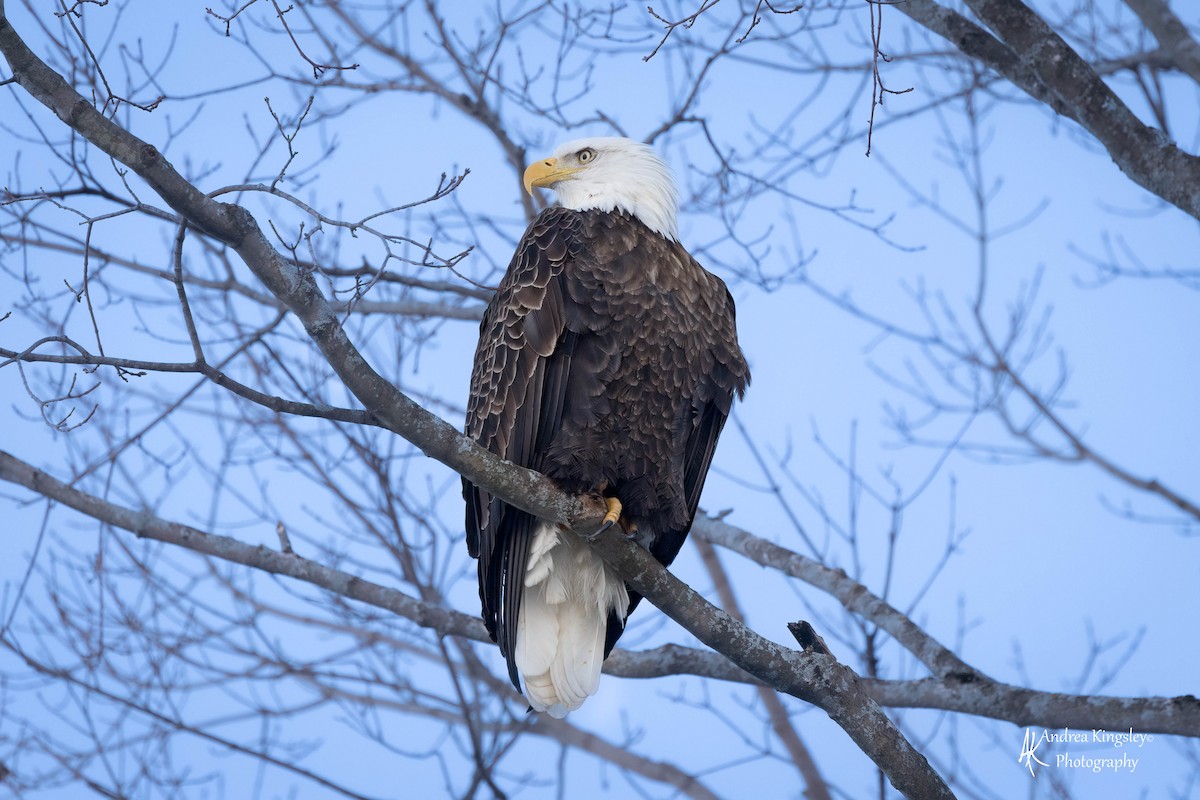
514, 522, 628, 718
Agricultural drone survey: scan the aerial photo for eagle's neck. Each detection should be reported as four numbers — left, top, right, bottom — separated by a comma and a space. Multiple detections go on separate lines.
553, 168, 679, 241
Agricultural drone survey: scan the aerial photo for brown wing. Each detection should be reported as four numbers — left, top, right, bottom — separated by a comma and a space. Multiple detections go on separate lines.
674, 279, 747, 551
463, 207, 583, 689
604, 270, 749, 656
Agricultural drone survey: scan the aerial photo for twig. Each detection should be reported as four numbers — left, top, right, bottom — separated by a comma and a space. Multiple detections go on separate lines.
865, 0, 913, 156
268, 0, 358, 79
206, 0, 261, 36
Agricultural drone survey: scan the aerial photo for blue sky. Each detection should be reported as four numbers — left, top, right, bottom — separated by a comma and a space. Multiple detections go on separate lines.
2, 1, 1198, 798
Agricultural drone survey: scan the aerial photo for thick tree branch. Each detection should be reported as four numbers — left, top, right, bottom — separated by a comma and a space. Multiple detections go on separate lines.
693, 515, 979, 680
0, 449, 487, 642
867, 675, 1200, 737
1124, 0, 1200, 86
965, 0, 1200, 215
895, 0, 1200, 220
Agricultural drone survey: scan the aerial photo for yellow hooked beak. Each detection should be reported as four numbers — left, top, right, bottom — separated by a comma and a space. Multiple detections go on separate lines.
523, 157, 583, 196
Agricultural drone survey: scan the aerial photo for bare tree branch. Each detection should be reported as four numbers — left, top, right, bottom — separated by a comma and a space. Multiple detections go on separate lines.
895, 0, 1200, 219
1124, 0, 1200, 85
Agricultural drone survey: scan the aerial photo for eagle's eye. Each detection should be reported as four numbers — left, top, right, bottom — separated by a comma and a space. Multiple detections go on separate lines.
576, 148, 596, 164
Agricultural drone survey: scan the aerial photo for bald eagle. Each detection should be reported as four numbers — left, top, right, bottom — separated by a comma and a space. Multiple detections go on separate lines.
463, 137, 749, 717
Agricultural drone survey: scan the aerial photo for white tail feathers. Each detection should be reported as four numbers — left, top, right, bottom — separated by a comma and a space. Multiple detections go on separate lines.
514, 522, 629, 717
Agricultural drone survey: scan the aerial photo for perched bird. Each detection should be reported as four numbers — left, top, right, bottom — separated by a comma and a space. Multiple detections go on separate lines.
463, 137, 749, 717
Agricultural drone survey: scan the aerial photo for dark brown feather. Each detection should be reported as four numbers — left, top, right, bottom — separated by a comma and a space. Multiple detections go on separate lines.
464, 206, 749, 688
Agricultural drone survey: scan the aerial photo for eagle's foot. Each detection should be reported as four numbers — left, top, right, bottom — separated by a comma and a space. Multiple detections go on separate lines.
589, 496, 623, 539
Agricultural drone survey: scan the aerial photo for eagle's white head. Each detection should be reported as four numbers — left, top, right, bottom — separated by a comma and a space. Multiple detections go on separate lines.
523, 137, 679, 241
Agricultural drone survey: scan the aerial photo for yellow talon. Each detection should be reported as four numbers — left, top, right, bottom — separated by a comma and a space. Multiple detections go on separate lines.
596, 496, 622, 535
